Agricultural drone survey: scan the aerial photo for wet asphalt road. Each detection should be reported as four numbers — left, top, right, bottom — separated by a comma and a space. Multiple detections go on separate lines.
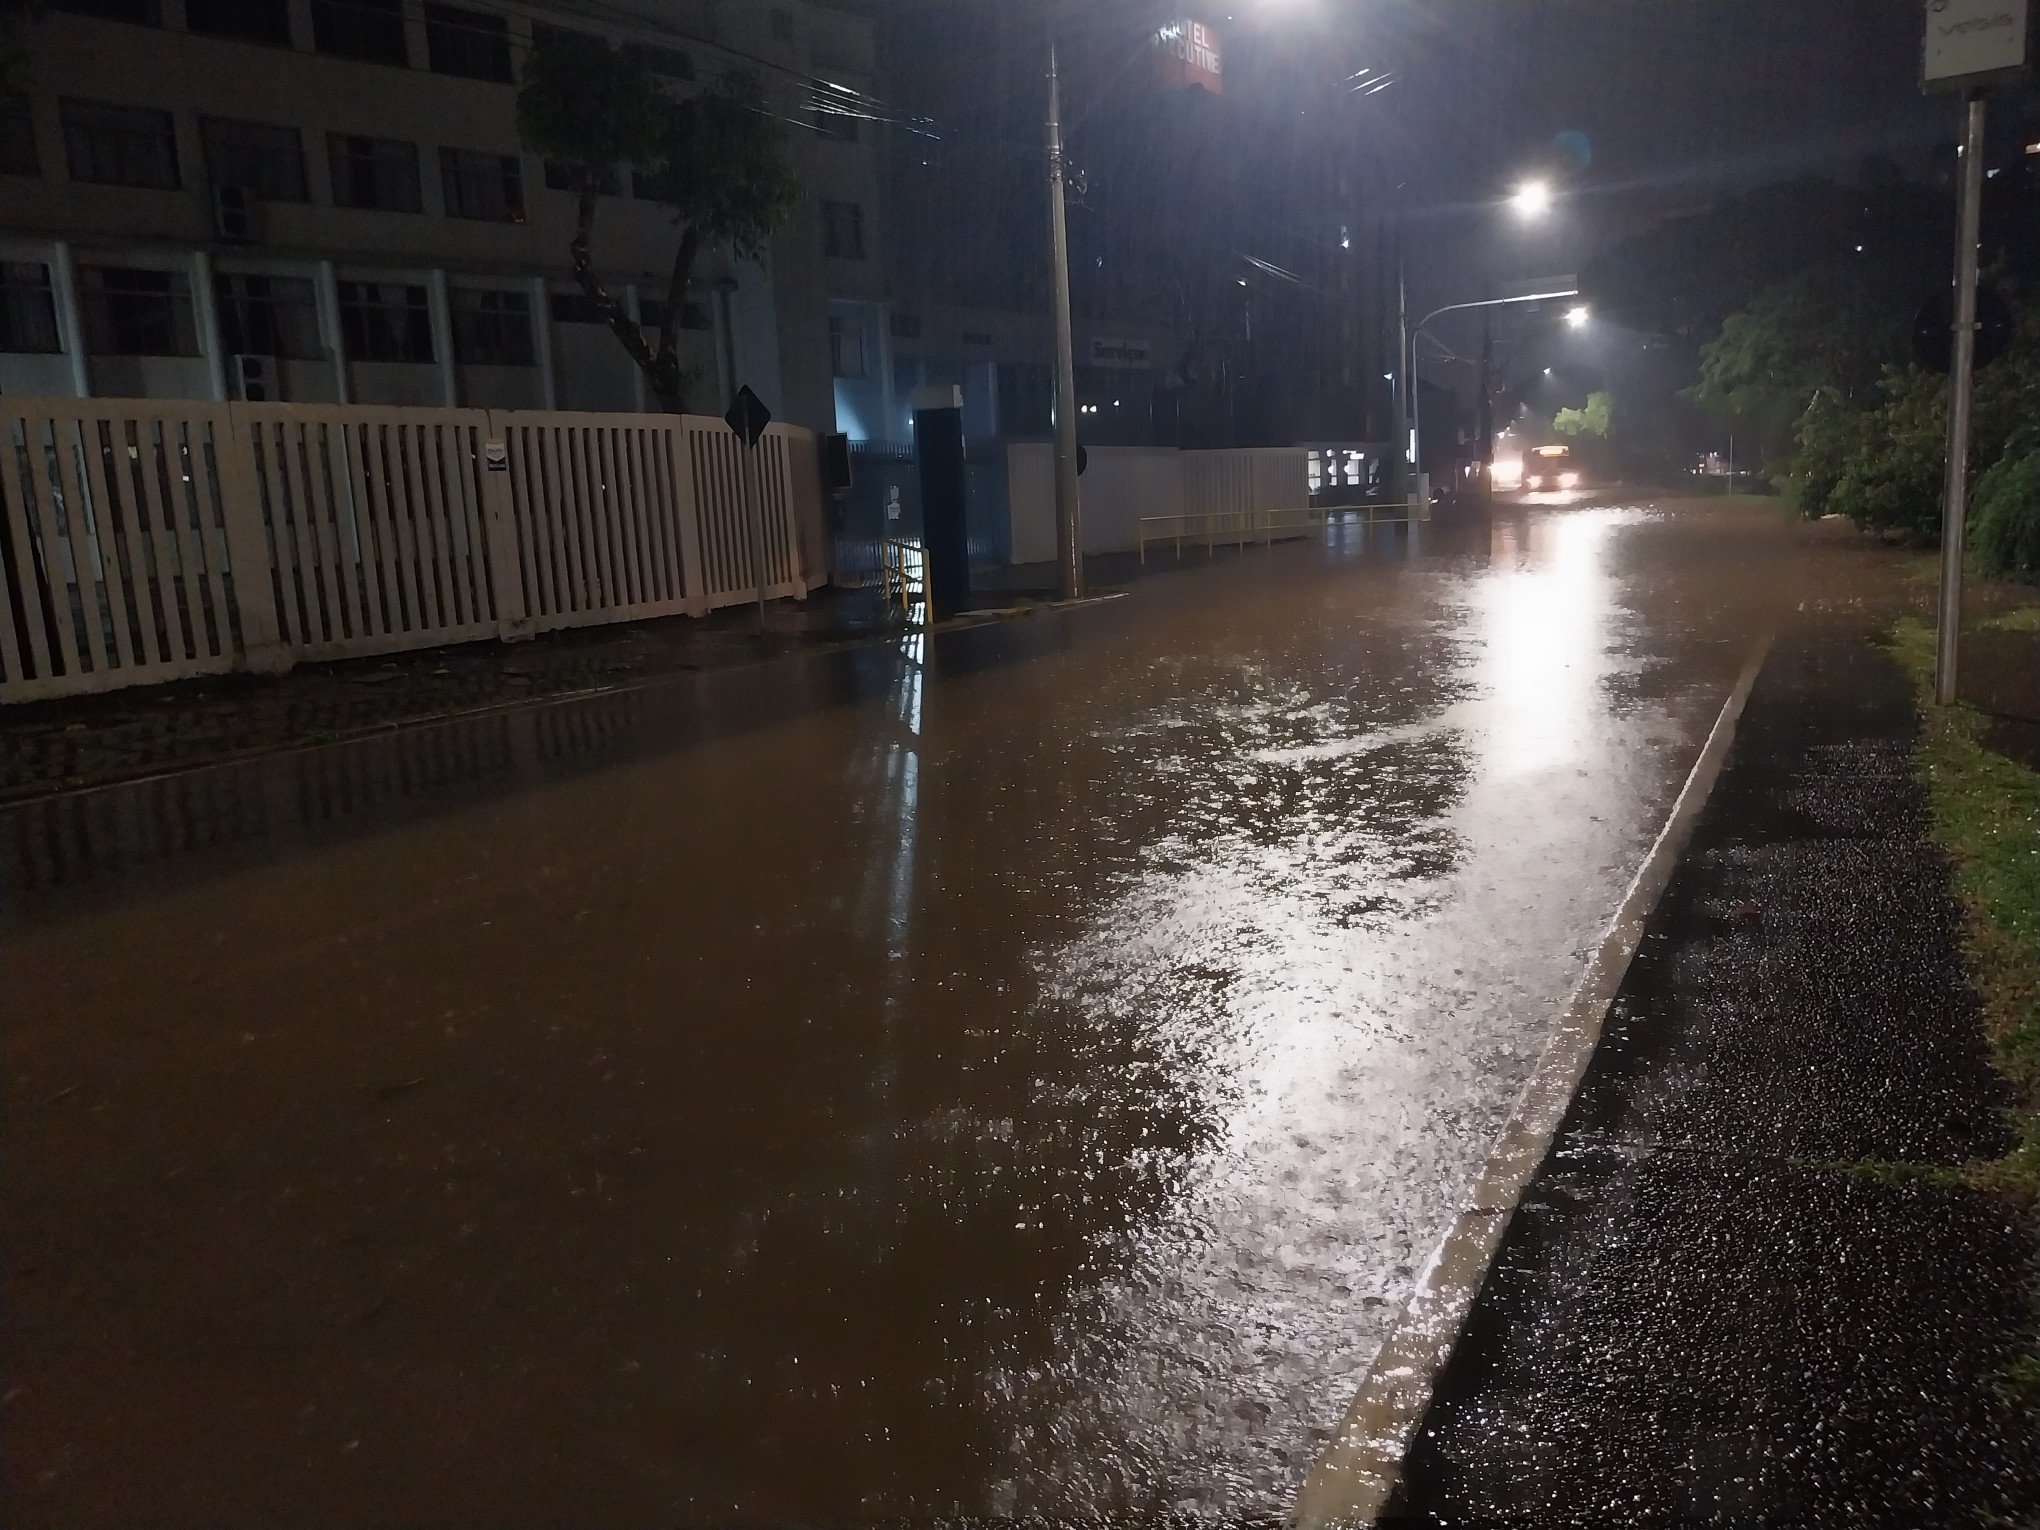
6, 497, 1797, 1525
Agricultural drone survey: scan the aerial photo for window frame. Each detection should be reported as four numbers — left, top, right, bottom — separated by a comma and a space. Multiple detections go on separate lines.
327, 131, 424, 213
182, 0, 292, 46
424, 2, 513, 82
311, 0, 407, 65
61, 97, 180, 190
213, 271, 324, 360
828, 314, 866, 379
335, 278, 435, 364
0, 262, 61, 354
79, 264, 198, 356
438, 146, 525, 221
200, 115, 308, 201
449, 286, 535, 366
821, 199, 865, 260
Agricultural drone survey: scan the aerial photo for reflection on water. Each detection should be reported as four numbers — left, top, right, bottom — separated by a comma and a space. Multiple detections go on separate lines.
1000, 510, 1668, 1517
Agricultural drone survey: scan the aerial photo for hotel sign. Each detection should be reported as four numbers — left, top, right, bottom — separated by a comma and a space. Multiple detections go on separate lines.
1157, 19, 1221, 94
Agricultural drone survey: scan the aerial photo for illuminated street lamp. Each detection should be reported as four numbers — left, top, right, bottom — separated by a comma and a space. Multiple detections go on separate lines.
1565, 304, 1590, 329
1510, 179, 1554, 219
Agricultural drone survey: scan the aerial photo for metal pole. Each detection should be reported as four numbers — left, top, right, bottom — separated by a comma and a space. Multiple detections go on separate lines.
742, 439, 768, 629
1391, 199, 1410, 503
1479, 306, 1494, 505
1045, 22, 1083, 600
1936, 91, 1986, 707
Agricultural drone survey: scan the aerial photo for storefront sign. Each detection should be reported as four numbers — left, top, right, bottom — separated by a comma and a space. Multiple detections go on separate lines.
1089, 337, 1152, 369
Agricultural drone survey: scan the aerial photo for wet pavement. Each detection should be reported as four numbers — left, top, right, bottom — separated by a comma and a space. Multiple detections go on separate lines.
8, 498, 1802, 1525
1394, 553, 2040, 1526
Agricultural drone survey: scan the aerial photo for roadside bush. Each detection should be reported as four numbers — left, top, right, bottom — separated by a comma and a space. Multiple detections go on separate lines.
1971, 447, 2040, 582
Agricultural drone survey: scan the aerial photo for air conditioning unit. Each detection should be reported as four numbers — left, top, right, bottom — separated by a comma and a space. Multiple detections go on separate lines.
230, 352, 278, 403
212, 184, 258, 243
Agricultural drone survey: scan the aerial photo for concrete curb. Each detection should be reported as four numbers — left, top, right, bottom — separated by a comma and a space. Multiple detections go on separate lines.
1290, 630, 1778, 1529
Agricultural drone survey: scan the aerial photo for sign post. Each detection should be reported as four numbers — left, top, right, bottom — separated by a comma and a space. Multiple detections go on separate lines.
724, 384, 773, 628
1923, 0, 2026, 704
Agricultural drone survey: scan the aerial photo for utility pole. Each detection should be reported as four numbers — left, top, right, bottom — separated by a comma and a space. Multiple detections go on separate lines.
1045, 23, 1083, 600
1936, 90, 1986, 705
1478, 304, 1494, 504
1389, 197, 1410, 506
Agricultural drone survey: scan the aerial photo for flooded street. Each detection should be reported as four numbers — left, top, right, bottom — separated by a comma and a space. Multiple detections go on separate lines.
6, 498, 1796, 1525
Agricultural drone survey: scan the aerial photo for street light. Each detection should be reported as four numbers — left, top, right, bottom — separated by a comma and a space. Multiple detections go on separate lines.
1510, 179, 1554, 219
1565, 304, 1590, 329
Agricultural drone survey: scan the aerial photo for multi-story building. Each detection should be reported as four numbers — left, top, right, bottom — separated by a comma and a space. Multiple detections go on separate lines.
0, 0, 883, 433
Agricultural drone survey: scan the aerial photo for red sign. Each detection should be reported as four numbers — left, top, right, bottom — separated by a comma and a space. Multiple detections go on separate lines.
1156, 18, 1222, 94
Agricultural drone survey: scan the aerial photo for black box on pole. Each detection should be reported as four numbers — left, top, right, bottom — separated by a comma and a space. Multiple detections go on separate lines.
913, 386, 970, 618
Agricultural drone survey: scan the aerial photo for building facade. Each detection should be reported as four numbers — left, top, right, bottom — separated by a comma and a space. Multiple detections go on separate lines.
0, 0, 884, 432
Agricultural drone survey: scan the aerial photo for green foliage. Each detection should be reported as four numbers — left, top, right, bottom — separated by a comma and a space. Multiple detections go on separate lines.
657, 73, 802, 263
1972, 448, 2040, 582
1690, 269, 1905, 420
1553, 391, 1612, 439
514, 30, 665, 181
516, 39, 798, 411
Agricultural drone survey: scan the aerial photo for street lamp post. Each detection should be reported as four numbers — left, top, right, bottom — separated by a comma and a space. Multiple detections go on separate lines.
1408, 289, 1580, 484
1044, 24, 1083, 600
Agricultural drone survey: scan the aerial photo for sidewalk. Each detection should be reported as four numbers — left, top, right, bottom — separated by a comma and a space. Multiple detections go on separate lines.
1392, 555, 2040, 1522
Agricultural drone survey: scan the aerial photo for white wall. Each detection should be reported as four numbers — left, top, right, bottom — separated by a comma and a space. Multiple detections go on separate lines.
0, 355, 77, 397
1006, 443, 1188, 563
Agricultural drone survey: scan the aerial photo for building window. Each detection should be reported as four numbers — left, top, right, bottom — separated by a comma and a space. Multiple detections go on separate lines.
48, 0, 162, 24
184, 0, 290, 44
450, 286, 533, 365
770, 7, 793, 41
963, 330, 992, 346
439, 147, 523, 220
892, 355, 922, 395
425, 3, 512, 82
0, 95, 37, 177
829, 314, 865, 379
814, 107, 859, 144
336, 279, 433, 363
529, 21, 599, 54
328, 132, 422, 212
623, 40, 693, 79
200, 117, 307, 200
214, 272, 322, 359
0, 263, 60, 353
821, 199, 864, 260
542, 158, 618, 195
889, 313, 920, 340
61, 99, 179, 189
79, 265, 197, 355
312, 0, 406, 64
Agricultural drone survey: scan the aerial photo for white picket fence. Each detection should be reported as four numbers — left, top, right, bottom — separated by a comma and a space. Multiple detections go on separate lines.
0, 397, 823, 703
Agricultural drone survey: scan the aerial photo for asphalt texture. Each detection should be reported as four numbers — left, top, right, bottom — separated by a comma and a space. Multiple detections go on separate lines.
1393, 570, 2040, 1525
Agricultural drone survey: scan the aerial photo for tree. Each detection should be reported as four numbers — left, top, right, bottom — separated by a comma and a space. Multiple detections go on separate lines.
1553, 391, 1612, 439
516, 36, 800, 413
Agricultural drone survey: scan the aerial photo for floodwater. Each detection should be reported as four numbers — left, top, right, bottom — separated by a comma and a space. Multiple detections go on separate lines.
5, 499, 1797, 1526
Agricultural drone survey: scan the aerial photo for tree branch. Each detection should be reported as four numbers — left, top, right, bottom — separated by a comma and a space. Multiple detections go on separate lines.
568, 172, 657, 382
653, 222, 706, 414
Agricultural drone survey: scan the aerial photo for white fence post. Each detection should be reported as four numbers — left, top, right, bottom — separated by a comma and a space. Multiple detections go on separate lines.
480, 411, 530, 638
216, 404, 290, 673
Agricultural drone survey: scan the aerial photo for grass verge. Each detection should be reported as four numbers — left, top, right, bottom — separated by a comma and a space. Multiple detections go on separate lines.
1889, 611, 2040, 1423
